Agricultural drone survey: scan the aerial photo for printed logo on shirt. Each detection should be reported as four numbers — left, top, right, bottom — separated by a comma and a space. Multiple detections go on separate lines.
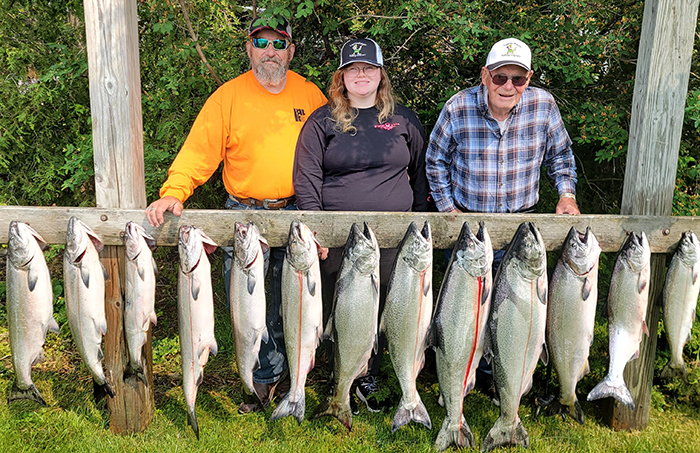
294, 108, 306, 122
374, 122, 400, 131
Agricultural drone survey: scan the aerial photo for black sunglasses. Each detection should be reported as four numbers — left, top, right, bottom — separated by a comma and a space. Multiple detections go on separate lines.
250, 37, 291, 51
489, 70, 530, 87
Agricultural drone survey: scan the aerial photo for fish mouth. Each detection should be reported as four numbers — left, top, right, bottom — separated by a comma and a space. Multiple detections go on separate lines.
420, 221, 431, 242
235, 222, 249, 241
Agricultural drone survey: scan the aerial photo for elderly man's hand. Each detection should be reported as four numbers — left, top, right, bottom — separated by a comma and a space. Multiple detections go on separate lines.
556, 197, 580, 215
146, 196, 183, 228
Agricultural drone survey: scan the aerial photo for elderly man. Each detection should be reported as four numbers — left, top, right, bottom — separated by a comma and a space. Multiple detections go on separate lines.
426, 37, 579, 216
146, 16, 327, 413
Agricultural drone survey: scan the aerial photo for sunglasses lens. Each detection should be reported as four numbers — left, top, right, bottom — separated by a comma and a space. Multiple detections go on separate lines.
272, 39, 289, 50
492, 75, 508, 85
511, 77, 526, 87
252, 38, 268, 49
491, 73, 527, 87
251, 38, 289, 50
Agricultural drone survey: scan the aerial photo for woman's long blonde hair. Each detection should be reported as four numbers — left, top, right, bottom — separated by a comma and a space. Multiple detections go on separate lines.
328, 66, 395, 135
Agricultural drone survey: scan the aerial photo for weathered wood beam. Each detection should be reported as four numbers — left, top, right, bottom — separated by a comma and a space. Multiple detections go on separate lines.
608, 0, 700, 431
1, 206, 699, 252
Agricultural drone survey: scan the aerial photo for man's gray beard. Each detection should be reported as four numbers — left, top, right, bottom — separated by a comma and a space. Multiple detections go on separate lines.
253, 56, 288, 85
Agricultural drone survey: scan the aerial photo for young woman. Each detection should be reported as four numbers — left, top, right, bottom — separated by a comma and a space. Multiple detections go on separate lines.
293, 37, 430, 412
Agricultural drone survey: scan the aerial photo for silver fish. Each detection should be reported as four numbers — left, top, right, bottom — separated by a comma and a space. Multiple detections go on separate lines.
661, 231, 699, 381
229, 222, 269, 402
546, 227, 601, 424
270, 220, 323, 425
178, 225, 218, 439
433, 221, 493, 451
123, 221, 158, 385
64, 216, 114, 401
313, 222, 381, 430
587, 231, 650, 410
381, 221, 433, 433
482, 222, 548, 453
7, 221, 60, 406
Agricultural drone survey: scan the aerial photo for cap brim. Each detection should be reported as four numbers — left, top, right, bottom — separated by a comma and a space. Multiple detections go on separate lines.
338, 60, 382, 70
486, 61, 530, 71
248, 26, 291, 38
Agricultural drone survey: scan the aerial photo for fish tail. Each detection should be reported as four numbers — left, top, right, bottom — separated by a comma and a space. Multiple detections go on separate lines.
187, 407, 200, 440
270, 392, 306, 425
8, 382, 47, 407
660, 360, 689, 383
481, 415, 529, 453
123, 361, 148, 386
573, 400, 585, 425
434, 416, 475, 452
311, 396, 353, 431
391, 397, 432, 433
586, 375, 635, 410
93, 380, 115, 402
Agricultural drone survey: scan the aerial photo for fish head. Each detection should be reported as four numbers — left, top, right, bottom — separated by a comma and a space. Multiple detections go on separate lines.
453, 221, 493, 277
178, 225, 217, 274
508, 222, 546, 279
233, 222, 268, 269
619, 231, 650, 273
123, 221, 155, 261
65, 217, 104, 264
345, 222, 380, 275
561, 226, 601, 275
398, 221, 432, 273
8, 220, 46, 268
285, 220, 321, 271
676, 231, 700, 266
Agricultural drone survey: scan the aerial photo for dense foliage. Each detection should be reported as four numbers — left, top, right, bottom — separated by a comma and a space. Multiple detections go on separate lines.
1, 0, 699, 415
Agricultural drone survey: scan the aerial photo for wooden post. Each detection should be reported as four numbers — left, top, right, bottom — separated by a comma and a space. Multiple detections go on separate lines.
607, 0, 700, 430
83, 0, 154, 433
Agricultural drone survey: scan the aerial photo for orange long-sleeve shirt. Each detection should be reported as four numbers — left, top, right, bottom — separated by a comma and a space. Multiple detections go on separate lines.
160, 70, 327, 202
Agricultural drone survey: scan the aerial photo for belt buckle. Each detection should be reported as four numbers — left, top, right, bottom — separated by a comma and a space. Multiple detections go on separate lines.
262, 198, 274, 209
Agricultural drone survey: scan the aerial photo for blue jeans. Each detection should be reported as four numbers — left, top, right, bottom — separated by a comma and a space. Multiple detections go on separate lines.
223, 197, 295, 384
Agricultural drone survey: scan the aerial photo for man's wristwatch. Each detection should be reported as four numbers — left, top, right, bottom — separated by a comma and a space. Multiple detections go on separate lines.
560, 192, 576, 201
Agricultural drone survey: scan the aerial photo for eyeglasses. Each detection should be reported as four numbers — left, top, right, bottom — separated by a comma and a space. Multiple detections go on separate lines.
345, 65, 379, 78
489, 70, 530, 87
250, 37, 291, 51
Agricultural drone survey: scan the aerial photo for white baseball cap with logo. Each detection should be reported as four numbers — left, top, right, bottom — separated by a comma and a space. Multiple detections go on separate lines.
485, 38, 532, 71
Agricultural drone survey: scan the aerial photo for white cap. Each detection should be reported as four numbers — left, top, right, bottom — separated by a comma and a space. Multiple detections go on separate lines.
485, 38, 531, 71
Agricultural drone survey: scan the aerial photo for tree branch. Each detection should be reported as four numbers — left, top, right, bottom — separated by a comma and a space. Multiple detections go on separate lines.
178, 0, 224, 87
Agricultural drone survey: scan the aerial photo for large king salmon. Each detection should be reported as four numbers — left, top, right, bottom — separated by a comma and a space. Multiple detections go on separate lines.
482, 222, 548, 453
313, 222, 381, 430
64, 216, 114, 402
587, 231, 650, 410
270, 220, 323, 425
381, 221, 433, 433
546, 227, 600, 424
178, 225, 218, 439
433, 221, 493, 451
661, 231, 700, 382
7, 220, 60, 406
229, 222, 269, 403
123, 221, 158, 385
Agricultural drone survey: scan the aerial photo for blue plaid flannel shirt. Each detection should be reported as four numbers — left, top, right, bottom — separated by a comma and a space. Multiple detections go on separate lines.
426, 85, 577, 213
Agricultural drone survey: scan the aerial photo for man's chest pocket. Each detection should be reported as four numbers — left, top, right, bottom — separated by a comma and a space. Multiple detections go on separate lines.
514, 128, 546, 163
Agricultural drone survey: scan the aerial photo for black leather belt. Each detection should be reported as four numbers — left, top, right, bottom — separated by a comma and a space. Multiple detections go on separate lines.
229, 194, 296, 210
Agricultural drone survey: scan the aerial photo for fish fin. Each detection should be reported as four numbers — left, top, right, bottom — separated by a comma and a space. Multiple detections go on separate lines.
150, 311, 158, 327
306, 272, 317, 297
311, 397, 353, 431
637, 272, 647, 294
371, 273, 379, 302
152, 257, 159, 276
261, 327, 270, 344
93, 380, 115, 402
540, 342, 549, 366
642, 321, 649, 337
247, 270, 256, 295
322, 315, 334, 342
137, 263, 146, 281
582, 276, 593, 301
270, 392, 306, 425
27, 267, 39, 292
464, 378, 476, 396
482, 333, 493, 364
587, 375, 635, 410
102, 262, 109, 281
481, 415, 528, 453
693, 266, 699, 285
578, 360, 591, 381
372, 333, 379, 354
537, 274, 548, 305
124, 362, 148, 386
660, 360, 689, 383
31, 351, 45, 367
481, 276, 491, 306
259, 237, 270, 256
422, 271, 431, 297
9, 382, 47, 407
80, 267, 91, 288
96, 318, 108, 336
391, 396, 431, 432
434, 415, 475, 452
97, 348, 104, 361
48, 318, 60, 335
190, 277, 201, 300
187, 407, 200, 439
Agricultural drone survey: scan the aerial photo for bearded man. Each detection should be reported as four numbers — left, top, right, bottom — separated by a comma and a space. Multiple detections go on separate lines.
146, 16, 327, 413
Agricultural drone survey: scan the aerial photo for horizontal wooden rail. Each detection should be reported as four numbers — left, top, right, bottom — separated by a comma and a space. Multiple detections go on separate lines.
1, 205, 699, 252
